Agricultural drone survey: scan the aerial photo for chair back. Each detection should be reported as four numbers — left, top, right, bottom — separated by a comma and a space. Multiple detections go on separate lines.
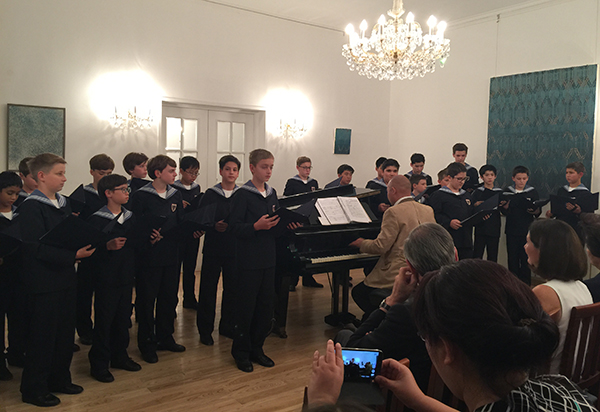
560, 302, 600, 393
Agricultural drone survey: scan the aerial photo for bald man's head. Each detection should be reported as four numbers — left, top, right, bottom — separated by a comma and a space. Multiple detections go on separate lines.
387, 175, 412, 204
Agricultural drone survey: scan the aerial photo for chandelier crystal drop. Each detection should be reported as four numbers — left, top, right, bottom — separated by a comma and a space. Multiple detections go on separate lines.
342, 0, 450, 81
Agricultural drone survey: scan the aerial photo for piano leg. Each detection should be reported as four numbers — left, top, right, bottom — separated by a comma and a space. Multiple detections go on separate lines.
272, 270, 290, 338
324, 269, 355, 327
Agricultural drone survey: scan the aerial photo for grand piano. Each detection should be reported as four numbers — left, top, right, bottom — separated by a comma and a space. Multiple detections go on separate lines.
274, 185, 382, 336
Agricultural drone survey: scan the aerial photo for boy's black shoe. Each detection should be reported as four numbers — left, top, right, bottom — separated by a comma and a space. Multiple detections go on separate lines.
0, 362, 13, 380
156, 341, 186, 352
235, 358, 253, 373
141, 350, 158, 364
111, 358, 142, 372
91, 369, 114, 383
22, 393, 61, 407
250, 353, 275, 368
302, 276, 323, 288
200, 335, 214, 346
49, 383, 84, 395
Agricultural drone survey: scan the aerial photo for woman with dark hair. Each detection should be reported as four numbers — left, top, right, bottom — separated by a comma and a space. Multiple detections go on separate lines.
308, 260, 595, 412
526, 219, 592, 373
581, 213, 600, 301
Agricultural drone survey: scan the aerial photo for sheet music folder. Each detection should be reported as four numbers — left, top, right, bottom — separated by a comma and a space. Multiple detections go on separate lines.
39, 215, 107, 251
550, 192, 599, 216
461, 194, 499, 226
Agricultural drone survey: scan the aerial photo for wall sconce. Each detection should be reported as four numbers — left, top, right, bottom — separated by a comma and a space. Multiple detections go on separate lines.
263, 89, 313, 139
110, 106, 153, 129
89, 70, 162, 129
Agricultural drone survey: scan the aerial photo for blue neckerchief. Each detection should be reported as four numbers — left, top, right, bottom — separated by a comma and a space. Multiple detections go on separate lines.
84, 183, 98, 195
564, 184, 588, 192
507, 185, 535, 194
24, 189, 67, 209
93, 205, 133, 222
439, 186, 466, 196
291, 175, 314, 184
137, 182, 178, 199
369, 177, 387, 188
208, 183, 239, 198
240, 180, 273, 197
173, 180, 200, 191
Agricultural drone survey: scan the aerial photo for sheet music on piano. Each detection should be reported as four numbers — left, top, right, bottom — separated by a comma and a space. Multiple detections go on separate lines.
315, 197, 372, 225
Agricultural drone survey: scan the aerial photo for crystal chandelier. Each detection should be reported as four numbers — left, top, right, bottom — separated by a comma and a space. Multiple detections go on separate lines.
279, 119, 306, 139
342, 0, 450, 81
110, 106, 153, 129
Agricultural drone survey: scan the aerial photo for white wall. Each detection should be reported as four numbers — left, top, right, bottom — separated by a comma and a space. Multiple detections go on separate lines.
0, 0, 391, 193
389, 0, 600, 190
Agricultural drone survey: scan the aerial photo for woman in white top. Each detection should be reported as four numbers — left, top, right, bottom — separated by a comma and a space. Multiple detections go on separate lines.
526, 218, 593, 373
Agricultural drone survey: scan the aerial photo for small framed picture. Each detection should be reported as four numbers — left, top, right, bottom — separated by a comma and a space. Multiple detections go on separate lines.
7, 104, 66, 170
334, 128, 351, 155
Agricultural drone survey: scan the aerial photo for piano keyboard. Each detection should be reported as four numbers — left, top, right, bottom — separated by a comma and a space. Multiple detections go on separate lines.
309, 253, 378, 264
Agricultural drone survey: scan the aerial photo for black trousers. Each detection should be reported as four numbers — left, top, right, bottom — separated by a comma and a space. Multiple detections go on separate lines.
506, 234, 531, 285
135, 265, 179, 352
473, 234, 500, 262
88, 284, 133, 372
20, 287, 76, 397
76, 264, 94, 340
351, 281, 392, 322
231, 267, 275, 361
6, 280, 28, 364
178, 238, 200, 303
196, 254, 236, 337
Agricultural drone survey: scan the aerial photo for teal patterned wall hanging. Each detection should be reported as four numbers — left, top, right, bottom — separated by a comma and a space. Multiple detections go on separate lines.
487, 64, 596, 198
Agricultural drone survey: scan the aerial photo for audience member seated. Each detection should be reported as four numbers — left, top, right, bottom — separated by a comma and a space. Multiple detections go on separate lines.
349, 176, 435, 320
527, 219, 592, 373
581, 213, 600, 302
338, 223, 456, 390
307, 260, 596, 412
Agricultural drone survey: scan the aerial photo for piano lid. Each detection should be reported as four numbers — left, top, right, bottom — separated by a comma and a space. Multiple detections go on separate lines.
279, 185, 380, 208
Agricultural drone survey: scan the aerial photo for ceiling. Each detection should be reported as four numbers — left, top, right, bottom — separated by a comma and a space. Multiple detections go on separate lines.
207, 0, 538, 31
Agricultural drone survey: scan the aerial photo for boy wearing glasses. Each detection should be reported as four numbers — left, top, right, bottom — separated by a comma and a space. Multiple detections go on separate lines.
87, 174, 141, 383
76, 154, 115, 346
283, 156, 318, 196
427, 162, 474, 259
173, 156, 202, 309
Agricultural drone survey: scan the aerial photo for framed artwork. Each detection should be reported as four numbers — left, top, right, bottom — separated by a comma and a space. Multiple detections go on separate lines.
7, 104, 66, 170
334, 128, 351, 155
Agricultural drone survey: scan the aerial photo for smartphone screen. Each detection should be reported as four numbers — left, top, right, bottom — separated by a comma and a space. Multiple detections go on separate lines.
341, 347, 382, 383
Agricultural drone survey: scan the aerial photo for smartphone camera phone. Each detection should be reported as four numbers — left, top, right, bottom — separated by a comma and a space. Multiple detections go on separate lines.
341, 347, 382, 383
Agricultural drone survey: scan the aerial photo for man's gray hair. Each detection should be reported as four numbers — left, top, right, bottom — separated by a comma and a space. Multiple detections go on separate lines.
404, 223, 455, 275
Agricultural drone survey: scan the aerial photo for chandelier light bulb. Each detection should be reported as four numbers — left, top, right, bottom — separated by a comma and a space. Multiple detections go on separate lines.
341, 0, 450, 81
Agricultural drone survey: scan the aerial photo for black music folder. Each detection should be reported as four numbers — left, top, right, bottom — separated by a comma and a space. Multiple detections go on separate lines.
550, 192, 599, 216
461, 194, 499, 226
162, 210, 206, 239
39, 215, 107, 251
0, 222, 21, 258
414, 184, 441, 202
126, 214, 168, 244
269, 207, 310, 237
68, 184, 87, 214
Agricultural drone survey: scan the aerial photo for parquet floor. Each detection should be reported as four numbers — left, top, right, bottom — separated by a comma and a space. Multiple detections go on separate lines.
0, 271, 364, 412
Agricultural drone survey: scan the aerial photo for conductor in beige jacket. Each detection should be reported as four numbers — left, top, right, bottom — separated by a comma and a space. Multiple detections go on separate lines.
349, 175, 435, 319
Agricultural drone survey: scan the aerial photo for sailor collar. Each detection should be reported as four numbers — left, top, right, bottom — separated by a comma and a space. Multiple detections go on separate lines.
439, 186, 466, 196
208, 183, 239, 198
84, 184, 99, 195
240, 180, 274, 197
465, 163, 474, 170
24, 189, 68, 209
564, 184, 588, 192
291, 175, 314, 184
405, 171, 429, 178
507, 185, 535, 194
18, 189, 29, 198
477, 186, 503, 192
137, 182, 178, 199
173, 180, 200, 191
369, 177, 388, 188
93, 205, 133, 222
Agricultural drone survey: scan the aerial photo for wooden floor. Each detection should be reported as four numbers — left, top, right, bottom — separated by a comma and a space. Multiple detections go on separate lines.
0, 271, 364, 412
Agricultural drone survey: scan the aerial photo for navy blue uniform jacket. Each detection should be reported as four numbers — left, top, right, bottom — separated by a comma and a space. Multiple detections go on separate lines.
427, 186, 473, 248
